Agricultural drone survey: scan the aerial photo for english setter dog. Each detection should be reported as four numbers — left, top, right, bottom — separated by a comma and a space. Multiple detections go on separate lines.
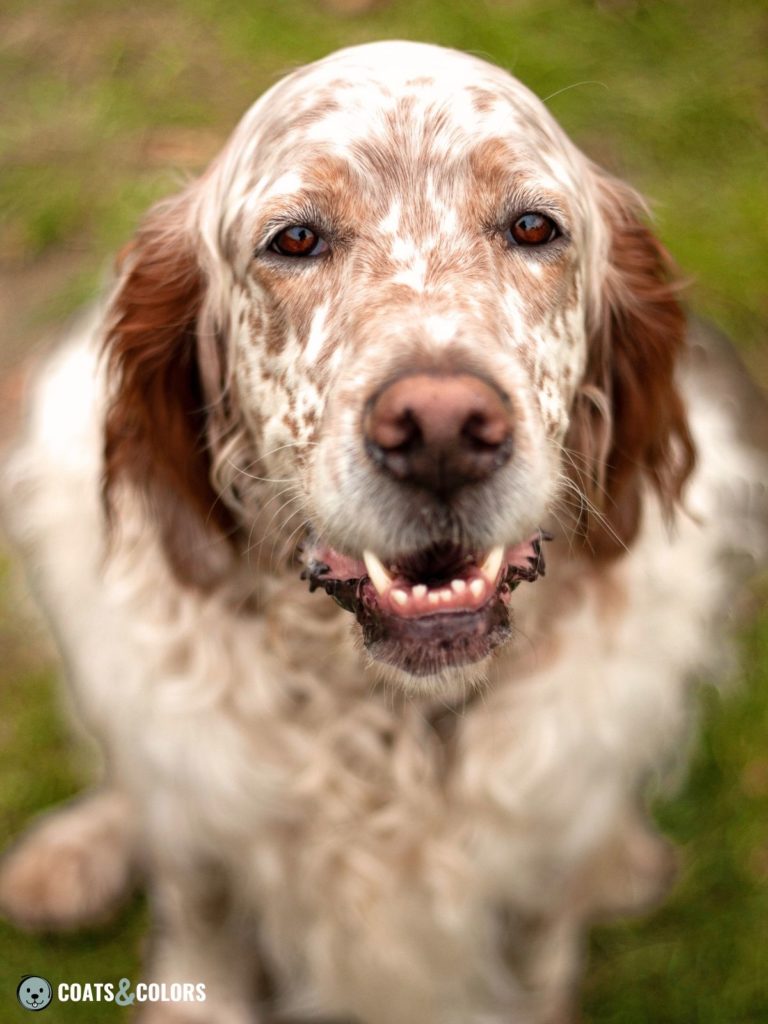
1, 40, 765, 1024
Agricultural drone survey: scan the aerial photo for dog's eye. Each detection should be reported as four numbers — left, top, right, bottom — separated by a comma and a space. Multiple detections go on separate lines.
269, 225, 328, 258
506, 212, 559, 247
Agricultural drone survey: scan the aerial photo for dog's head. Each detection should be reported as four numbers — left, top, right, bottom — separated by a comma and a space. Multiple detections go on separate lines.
103, 41, 694, 687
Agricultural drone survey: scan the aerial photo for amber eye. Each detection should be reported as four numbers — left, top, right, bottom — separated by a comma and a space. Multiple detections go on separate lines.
269, 225, 328, 258
506, 212, 559, 247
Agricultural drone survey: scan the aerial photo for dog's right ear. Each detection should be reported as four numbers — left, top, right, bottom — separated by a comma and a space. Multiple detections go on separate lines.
102, 189, 237, 589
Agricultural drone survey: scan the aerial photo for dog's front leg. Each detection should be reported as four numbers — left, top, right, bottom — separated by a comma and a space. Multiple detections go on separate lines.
136, 859, 264, 1024
499, 907, 583, 1024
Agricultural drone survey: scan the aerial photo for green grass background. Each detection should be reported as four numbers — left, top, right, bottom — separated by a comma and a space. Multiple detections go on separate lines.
0, 0, 766, 1020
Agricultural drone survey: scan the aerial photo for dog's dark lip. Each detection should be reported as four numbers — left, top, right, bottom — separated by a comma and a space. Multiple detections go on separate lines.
361, 602, 513, 676
299, 530, 551, 675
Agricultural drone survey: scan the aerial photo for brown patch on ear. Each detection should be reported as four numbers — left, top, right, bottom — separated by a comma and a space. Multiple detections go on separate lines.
566, 177, 696, 559
102, 190, 237, 588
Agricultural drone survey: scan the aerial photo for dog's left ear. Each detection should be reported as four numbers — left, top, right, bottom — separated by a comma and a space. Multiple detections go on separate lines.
566, 174, 696, 558
102, 188, 237, 588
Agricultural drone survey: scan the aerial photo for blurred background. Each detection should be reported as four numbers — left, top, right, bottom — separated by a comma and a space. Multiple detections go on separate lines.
0, 1, 766, 1020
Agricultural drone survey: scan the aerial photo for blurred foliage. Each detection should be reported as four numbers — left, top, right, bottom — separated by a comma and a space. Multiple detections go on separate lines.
0, 0, 766, 1020
584, 599, 768, 1023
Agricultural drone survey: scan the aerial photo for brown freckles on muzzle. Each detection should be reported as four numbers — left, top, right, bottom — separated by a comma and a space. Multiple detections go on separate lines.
363, 372, 514, 499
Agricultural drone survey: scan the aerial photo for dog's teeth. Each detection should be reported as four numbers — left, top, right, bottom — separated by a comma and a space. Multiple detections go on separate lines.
440, 588, 453, 602
479, 545, 505, 584
428, 592, 441, 605
412, 584, 427, 599
450, 578, 466, 594
363, 550, 393, 595
469, 578, 486, 599
391, 588, 408, 607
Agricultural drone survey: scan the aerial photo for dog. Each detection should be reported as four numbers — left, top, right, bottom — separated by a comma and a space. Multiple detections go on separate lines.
1, 40, 765, 1024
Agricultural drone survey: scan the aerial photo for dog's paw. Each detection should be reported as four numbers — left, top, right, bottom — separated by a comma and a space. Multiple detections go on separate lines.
581, 814, 679, 919
0, 790, 137, 931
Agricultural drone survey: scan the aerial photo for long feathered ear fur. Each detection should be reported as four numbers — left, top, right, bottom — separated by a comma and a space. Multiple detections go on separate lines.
566, 175, 696, 559
102, 190, 237, 588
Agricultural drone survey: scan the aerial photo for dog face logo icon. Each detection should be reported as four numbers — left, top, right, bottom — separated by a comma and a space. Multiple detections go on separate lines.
17, 976, 53, 1011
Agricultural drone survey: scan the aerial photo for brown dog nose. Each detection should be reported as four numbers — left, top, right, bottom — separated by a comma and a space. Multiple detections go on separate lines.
364, 373, 513, 497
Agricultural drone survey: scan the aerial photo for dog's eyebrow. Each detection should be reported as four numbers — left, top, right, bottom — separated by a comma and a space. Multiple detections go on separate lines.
491, 189, 572, 230
254, 203, 329, 250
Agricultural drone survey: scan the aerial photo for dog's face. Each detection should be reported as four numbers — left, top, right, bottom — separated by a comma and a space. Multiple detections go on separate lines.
104, 42, 693, 687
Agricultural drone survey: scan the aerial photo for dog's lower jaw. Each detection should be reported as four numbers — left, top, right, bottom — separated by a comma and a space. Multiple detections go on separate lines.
359, 598, 514, 679
364, 649, 495, 699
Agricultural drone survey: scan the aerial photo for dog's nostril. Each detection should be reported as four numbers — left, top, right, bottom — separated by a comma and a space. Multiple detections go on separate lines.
364, 372, 513, 496
462, 410, 509, 450
378, 409, 421, 452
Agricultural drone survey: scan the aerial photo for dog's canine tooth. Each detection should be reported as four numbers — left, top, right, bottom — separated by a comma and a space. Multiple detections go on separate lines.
363, 550, 393, 595
479, 545, 504, 584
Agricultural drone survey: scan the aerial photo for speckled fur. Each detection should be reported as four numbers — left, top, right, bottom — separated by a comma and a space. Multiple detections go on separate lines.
1, 42, 766, 1024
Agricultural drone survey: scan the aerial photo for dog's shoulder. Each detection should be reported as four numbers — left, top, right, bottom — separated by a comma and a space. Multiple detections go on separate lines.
1, 310, 106, 552
680, 319, 768, 584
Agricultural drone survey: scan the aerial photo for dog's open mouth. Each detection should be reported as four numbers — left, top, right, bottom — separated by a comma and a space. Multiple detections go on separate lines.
300, 530, 550, 676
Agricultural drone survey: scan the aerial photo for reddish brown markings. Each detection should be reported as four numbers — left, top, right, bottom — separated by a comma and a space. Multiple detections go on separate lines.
245, 406, 265, 437
280, 98, 343, 136
464, 137, 584, 325
468, 86, 496, 113
565, 175, 695, 560
102, 189, 238, 590
282, 411, 300, 439
245, 153, 369, 358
